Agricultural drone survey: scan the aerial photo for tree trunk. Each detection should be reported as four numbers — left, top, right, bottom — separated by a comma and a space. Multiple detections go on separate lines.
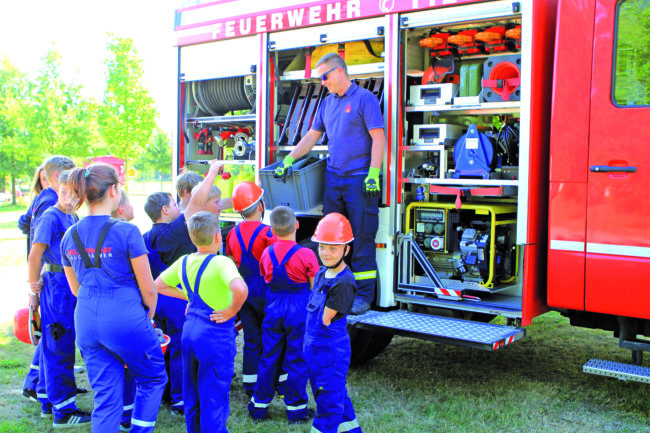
10, 173, 16, 205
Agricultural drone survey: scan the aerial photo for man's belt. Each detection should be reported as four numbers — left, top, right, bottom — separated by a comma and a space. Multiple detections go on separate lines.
44, 264, 64, 273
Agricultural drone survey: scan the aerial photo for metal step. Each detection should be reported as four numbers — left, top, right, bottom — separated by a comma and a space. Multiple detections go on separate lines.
348, 310, 524, 351
583, 358, 650, 384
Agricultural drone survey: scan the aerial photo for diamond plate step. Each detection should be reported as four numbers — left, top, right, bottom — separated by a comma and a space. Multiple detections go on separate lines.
583, 358, 650, 384
348, 310, 524, 351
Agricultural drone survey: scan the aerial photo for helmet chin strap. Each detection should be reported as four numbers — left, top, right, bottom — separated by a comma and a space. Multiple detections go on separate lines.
326, 244, 350, 269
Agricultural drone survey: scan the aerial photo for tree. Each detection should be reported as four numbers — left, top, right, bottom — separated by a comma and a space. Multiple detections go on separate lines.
134, 128, 172, 187
98, 35, 157, 175
28, 49, 99, 158
0, 58, 40, 204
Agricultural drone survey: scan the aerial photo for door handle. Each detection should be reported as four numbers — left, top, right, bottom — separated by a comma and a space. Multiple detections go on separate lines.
590, 165, 637, 173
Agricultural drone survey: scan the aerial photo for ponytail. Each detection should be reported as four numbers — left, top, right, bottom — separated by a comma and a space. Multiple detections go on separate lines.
68, 164, 119, 212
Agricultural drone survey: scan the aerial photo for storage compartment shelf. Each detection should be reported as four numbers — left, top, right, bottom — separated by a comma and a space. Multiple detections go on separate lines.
186, 114, 256, 125
405, 101, 520, 115
402, 177, 518, 186
185, 159, 256, 166
273, 145, 328, 152
281, 62, 384, 80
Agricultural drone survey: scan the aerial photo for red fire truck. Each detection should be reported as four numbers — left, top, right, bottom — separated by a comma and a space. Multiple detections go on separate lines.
173, 0, 650, 381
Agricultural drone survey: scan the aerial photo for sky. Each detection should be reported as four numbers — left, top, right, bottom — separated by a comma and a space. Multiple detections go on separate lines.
0, 0, 184, 140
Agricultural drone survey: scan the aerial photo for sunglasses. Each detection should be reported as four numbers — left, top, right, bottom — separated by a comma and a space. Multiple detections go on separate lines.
320, 66, 339, 81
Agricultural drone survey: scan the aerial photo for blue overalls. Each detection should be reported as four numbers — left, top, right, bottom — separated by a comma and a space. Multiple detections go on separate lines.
322, 172, 379, 306
304, 269, 362, 433
71, 220, 167, 433
249, 244, 310, 421
180, 254, 236, 433
144, 231, 186, 412
234, 224, 269, 395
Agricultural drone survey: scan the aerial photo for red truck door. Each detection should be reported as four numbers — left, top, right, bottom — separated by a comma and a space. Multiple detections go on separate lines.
585, 0, 650, 318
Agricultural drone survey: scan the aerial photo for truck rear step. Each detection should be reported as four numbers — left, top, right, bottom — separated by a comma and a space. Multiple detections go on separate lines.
583, 359, 650, 384
348, 310, 524, 351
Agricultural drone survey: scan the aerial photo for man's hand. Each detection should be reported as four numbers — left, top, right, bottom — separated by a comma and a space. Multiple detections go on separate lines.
364, 167, 380, 198
273, 155, 295, 183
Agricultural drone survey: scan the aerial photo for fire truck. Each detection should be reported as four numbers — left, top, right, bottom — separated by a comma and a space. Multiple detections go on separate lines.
173, 0, 650, 382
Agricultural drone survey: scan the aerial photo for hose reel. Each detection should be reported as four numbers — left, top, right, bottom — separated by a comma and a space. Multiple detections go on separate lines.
190, 75, 256, 116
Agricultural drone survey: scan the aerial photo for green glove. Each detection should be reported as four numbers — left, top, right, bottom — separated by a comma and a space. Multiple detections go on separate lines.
364, 167, 380, 198
273, 155, 295, 183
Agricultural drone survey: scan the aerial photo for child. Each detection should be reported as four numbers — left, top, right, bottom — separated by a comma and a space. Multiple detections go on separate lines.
27, 170, 91, 427
225, 181, 277, 395
155, 211, 248, 433
305, 212, 363, 433
143, 161, 225, 416
111, 188, 134, 222
61, 164, 167, 432
23, 156, 75, 414
175, 171, 203, 212
248, 205, 319, 423
110, 188, 137, 432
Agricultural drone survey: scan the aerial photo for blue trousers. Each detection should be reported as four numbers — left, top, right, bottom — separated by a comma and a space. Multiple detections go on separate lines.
323, 171, 379, 304
122, 367, 135, 425
239, 279, 266, 395
76, 285, 167, 433
39, 272, 78, 417
23, 343, 40, 391
249, 290, 309, 420
304, 333, 362, 433
155, 295, 187, 408
182, 315, 236, 433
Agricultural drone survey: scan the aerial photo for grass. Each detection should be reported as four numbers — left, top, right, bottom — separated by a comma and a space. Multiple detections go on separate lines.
1, 182, 649, 432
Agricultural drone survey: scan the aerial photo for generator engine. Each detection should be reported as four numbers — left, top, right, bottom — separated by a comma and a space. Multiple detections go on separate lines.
454, 225, 511, 283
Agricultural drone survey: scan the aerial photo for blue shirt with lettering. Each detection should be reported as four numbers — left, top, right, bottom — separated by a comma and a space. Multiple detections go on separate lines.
33, 206, 78, 266
312, 82, 384, 176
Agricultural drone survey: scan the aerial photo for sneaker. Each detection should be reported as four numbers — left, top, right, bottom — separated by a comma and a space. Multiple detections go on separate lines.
248, 412, 269, 423
288, 408, 315, 425
22, 388, 38, 402
40, 407, 53, 418
350, 298, 371, 315
170, 406, 184, 417
75, 387, 89, 395
53, 410, 91, 428
119, 421, 131, 432
73, 365, 86, 374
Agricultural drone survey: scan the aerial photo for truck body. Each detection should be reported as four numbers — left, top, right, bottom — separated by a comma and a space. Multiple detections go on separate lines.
173, 0, 650, 378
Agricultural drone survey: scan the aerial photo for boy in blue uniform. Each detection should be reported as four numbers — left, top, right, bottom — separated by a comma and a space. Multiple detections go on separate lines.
24, 156, 76, 414
27, 169, 91, 428
305, 213, 363, 433
248, 206, 319, 423
143, 163, 227, 416
226, 181, 277, 396
155, 210, 248, 433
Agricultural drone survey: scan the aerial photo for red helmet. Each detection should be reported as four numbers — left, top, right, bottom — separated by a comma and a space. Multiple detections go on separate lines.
13, 307, 41, 345
232, 181, 264, 213
312, 213, 354, 245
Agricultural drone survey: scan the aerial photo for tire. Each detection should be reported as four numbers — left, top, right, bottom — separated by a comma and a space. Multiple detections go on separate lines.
348, 326, 394, 365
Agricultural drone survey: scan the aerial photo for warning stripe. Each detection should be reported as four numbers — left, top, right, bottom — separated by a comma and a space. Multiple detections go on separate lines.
492, 335, 515, 351
434, 288, 462, 299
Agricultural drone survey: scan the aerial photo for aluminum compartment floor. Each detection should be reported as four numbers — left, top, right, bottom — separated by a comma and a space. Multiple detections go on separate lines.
583, 358, 650, 384
348, 310, 524, 351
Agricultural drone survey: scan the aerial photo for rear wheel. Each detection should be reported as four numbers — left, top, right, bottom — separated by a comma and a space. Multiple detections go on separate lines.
348, 326, 394, 365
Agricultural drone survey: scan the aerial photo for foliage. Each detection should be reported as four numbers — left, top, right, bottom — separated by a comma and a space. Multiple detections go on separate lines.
0, 58, 40, 204
614, 0, 650, 105
98, 36, 157, 174
27, 50, 99, 157
134, 128, 172, 179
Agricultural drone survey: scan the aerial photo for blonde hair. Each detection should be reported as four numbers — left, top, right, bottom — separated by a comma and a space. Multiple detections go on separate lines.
187, 211, 220, 246
176, 172, 203, 197
43, 156, 75, 182
30, 165, 46, 198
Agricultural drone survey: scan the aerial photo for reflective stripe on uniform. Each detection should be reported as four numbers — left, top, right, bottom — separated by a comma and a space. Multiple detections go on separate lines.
250, 397, 271, 408
338, 418, 361, 432
123, 404, 134, 411
172, 401, 184, 407
53, 395, 76, 409
30, 364, 39, 370
353, 271, 377, 281
311, 426, 324, 433
37, 392, 48, 399
286, 403, 308, 411
278, 373, 288, 382
131, 418, 156, 427
242, 374, 257, 383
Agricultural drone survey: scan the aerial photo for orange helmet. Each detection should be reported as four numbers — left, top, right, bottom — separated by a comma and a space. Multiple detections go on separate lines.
232, 181, 264, 213
13, 307, 41, 345
312, 213, 354, 244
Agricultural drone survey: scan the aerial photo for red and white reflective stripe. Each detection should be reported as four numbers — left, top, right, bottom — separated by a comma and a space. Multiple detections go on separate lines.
434, 288, 462, 299
492, 335, 515, 351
